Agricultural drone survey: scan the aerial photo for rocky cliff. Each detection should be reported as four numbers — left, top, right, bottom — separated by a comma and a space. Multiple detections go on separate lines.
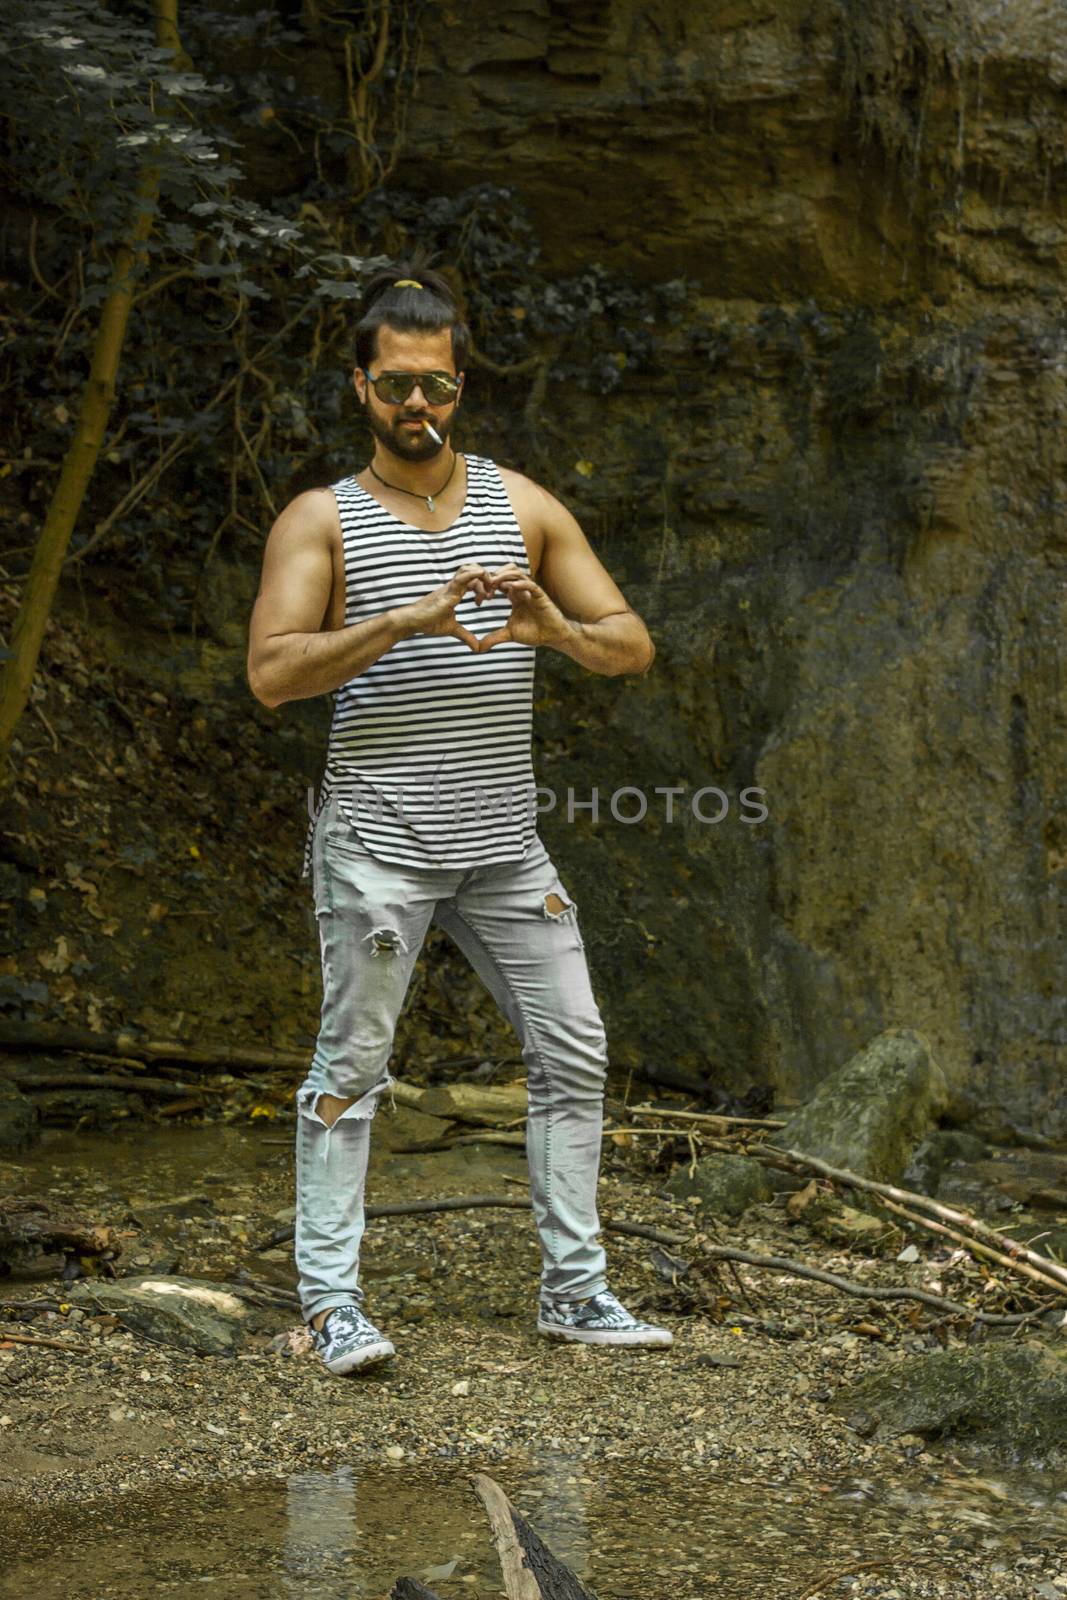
388, 0, 1067, 1134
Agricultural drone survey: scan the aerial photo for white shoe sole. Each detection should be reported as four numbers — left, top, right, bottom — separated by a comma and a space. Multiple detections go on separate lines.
322, 1337, 396, 1374
536, 1319, 673, 1347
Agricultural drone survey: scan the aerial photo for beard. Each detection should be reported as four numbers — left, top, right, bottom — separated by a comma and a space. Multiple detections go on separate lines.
364, 400, 456, 463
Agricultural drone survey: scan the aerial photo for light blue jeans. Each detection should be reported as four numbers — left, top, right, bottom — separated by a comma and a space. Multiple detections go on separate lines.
294, 790, 610, 1325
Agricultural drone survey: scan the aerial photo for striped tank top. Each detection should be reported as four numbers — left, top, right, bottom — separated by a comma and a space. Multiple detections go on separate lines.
300, 453, 539, 877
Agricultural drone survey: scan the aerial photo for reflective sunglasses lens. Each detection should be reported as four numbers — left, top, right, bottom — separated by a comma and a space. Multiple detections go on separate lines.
370, 372, 458, 404
422, 373, 459, 402
376, 374, 415, 403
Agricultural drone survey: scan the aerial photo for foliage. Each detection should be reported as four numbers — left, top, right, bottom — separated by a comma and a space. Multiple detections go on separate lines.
361, 183, 690, 392
0, 1, 691, 636
1, 1, 318, 293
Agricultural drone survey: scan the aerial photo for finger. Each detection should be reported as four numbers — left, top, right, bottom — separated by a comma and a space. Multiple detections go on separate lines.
450, 622, 482, 651
498, 581, 538, 603
476, 625, 513, 651
485, 565, 527, 591
451, 564, 492, 591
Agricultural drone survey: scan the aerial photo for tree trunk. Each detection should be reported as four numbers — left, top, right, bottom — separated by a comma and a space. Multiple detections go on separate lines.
0, 0, 186, 771
154, 0, 194, 68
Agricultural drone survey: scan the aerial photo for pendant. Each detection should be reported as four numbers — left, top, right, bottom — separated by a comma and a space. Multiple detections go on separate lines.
426, 496, 435, 512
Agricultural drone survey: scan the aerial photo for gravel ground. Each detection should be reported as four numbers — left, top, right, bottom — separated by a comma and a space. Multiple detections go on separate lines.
0, 1125, 1064, 1597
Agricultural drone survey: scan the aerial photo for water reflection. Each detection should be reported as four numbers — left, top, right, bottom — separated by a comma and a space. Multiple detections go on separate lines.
279, 1446, 596, 1597
283, 1465, 362, 1597
519, 1442, 594, 1577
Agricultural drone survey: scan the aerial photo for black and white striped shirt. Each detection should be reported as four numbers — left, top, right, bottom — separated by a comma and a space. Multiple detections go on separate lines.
301, 454, 539, 876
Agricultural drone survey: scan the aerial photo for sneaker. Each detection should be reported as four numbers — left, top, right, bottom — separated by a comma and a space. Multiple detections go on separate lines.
536, 1289, 673, 1347
310, 1304, 395, 1374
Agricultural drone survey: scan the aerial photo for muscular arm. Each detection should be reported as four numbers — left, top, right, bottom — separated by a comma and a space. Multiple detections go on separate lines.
501, 471, 655, 677
246, 490, 405, 709
247, 491, 497, 707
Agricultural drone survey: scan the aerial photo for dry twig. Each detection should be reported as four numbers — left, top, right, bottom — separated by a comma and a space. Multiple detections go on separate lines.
253, 1194, 1049, 1324
766, 1144, 1067, 1295
0, 1330, 92, 1353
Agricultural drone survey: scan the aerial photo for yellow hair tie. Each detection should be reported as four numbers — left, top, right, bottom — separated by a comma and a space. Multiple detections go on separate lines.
393, 278, 423, 289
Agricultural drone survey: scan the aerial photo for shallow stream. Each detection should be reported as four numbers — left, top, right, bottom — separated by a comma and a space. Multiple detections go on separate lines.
3, 1447, 1064, 1598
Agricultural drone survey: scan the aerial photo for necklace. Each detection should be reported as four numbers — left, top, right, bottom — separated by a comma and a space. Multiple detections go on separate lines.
369, 451, 458, 513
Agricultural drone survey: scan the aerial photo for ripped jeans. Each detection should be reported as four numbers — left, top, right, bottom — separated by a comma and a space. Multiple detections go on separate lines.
294, 791, 611, 1326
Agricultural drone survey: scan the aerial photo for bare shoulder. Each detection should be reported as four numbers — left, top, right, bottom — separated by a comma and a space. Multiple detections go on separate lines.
495, 465, 575, 530
268, 485, 340, 548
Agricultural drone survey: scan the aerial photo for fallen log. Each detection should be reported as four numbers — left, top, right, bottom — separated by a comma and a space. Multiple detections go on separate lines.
390, 1131, 527, 1154
417, 1082, 528, 1127
474, 1472, 599, 1600
0, 1020, 309, 1073
0, 1196, 122, 1269
390, 1474, 599, 1600
0, 1068, 222, 1098
629, 1102, 786, 1130
0, 1025, 512, 1112
0, 1329, 93, 1353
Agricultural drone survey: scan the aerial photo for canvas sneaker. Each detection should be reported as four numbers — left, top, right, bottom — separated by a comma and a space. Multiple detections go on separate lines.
536, 1289, 673, 1347
310, 1304, 395, 1374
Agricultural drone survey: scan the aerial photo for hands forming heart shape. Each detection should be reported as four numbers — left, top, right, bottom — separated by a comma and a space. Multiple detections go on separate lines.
415, 560, 575, 652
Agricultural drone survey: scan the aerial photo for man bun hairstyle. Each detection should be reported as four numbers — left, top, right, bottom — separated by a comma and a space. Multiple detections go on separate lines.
354, 261, 471, 373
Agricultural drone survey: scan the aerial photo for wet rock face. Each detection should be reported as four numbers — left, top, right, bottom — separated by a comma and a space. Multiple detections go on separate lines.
387, 0, 1067, 1132
404, 1, 1067, 291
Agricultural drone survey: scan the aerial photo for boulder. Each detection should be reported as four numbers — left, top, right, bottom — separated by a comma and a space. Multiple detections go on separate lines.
0, 1076, 40, 1152
777, 1029, 949, 1183
832, 1343, 1067, 1465
68, 1274, 248, 1356
664, 1152, 772, 1218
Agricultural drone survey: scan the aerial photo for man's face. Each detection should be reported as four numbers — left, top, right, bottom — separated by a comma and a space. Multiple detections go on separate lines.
354, 324, 464, 463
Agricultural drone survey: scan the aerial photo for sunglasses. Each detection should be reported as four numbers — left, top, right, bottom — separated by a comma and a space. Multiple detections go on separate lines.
362, 369, 462, 405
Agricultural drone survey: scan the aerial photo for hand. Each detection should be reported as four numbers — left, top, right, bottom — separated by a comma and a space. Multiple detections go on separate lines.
395, 563, 496, 652
474, 564, 574, 652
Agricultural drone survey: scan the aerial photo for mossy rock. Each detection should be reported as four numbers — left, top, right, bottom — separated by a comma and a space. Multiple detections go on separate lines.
69, 1275, 248, 1356
0, 1077, 40, 1152
832, 1343, 1067, 1464
778, 1028, 949, 1183
664, 1153, 772, 1218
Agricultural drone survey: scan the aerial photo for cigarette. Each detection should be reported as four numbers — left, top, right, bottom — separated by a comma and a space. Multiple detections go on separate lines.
422, 421, 443, 445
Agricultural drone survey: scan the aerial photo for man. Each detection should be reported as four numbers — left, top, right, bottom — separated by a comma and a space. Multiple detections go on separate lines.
247, 263, 672, 1375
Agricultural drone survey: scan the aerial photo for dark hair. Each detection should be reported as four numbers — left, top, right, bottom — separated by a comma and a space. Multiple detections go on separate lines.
354, 262, 471, 372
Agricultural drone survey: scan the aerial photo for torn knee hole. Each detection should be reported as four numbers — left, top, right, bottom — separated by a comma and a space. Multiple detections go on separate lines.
360, 924, 409, 958
543, 891, 573, 920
